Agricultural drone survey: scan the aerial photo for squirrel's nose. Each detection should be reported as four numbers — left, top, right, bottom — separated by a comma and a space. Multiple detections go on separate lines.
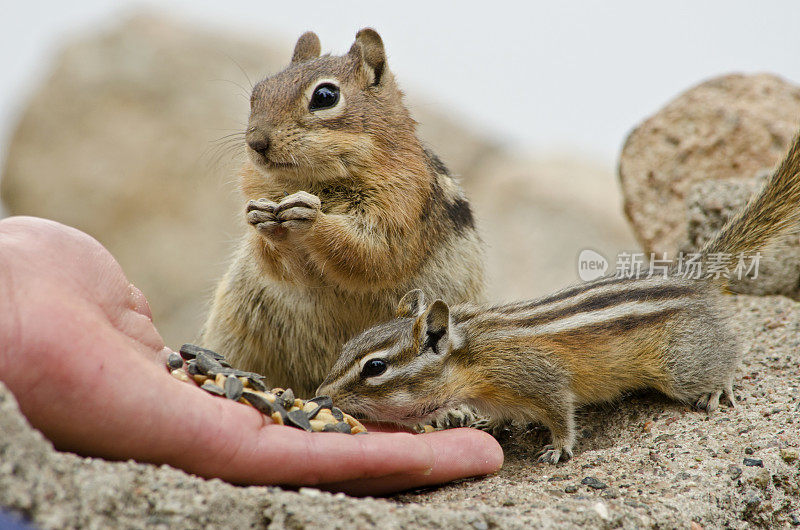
246, 132, 270, 158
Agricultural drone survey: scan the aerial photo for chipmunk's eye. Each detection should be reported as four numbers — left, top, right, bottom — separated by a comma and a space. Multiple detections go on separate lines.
309, 83, 340, 111
361, 358, 387, 378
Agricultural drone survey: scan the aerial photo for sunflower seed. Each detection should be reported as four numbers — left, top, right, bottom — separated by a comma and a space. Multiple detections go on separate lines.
175, 346, 365, 434
196, 352, 225, 376
309, 396, 333, 410
179, 343, 225, 361
280, 388, 295, 408
322, 422, 352, 434
224, 375, 243, 401
272, 400, 289, 422
201, 382, 225, 396
242, 391, 275, 415
246, 377, 267, 391
178, 344, 199, 360
287, 409, 313, 432
167, 353, 184, 370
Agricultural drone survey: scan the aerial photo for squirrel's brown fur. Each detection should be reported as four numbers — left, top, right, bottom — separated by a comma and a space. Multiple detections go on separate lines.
201, 29, 485, 396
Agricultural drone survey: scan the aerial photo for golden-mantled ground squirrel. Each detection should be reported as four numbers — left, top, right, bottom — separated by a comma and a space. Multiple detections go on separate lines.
318, 130, 800, 463
201, 29, 485, 396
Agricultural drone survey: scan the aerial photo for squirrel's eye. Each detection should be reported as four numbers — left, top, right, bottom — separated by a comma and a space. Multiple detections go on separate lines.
361, 358, 387, 378
309, 83, 340, 111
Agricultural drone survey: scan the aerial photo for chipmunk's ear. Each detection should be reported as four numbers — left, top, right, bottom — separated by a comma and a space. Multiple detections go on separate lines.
348, 28, 386, 86
397, 289, 425, 317
291, 31, 321, 64
420, 300, 451, 355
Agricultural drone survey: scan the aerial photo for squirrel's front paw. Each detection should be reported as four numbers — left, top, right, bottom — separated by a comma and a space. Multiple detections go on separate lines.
275, 191, 321, 231
246, 198, 282, 237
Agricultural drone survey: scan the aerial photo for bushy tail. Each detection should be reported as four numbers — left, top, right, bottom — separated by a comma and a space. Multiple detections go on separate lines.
701, 130, 800, 272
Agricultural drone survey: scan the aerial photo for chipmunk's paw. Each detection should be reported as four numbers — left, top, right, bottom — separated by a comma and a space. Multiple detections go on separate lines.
469, 417, 513, 438
696, 383, 737, 414
536, 445, 573, 464
246, 198, 281, 237
414, 405, 492, 433
275, 191, 321, 230
430, 405, 486, 430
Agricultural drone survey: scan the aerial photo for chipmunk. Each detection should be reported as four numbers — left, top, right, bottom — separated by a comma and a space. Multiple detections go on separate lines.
200, 29, 486, 397
318, 130, 800, 463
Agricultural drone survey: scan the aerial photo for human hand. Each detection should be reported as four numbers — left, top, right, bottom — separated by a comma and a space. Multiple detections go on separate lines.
0, 217, 503, 495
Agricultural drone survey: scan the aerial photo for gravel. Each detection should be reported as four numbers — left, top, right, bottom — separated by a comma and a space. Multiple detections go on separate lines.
2, 294, 799, 528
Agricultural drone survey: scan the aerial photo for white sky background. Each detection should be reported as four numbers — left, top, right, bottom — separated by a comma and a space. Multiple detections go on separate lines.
1, 1, 800, 172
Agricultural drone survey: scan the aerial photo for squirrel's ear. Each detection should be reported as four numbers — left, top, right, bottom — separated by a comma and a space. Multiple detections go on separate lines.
397, 289, 425, 318
291, 31, 321, 64
421, 300, 451, 355
348, 28, 386, 86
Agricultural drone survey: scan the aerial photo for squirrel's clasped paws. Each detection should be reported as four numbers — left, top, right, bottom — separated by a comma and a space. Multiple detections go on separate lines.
246, 198, 280, 236
246, 191, 321, 238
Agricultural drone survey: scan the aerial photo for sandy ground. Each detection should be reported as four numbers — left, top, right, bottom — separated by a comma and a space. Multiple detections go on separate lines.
1, 294, 799, 529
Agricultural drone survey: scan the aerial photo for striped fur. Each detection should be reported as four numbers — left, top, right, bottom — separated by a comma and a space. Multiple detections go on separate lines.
318, 129, 800, 464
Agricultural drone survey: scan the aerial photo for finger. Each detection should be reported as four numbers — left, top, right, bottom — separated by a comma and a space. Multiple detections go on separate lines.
279, 207, 317, 222
246, 198, 278, 213
317, 429, 504, 496
247, 210, 276, 224
275, 193, 320, 214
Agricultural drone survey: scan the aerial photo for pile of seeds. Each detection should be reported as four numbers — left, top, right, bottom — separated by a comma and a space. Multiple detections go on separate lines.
167, 344, 367, 434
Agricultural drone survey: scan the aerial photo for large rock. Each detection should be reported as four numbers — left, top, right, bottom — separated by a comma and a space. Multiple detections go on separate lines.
3, 294, 800, 527
619, 73, 800, 255
0, 13, 634, 347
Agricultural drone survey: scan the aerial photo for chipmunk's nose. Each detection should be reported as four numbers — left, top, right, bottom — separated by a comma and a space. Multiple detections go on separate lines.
246, 130, 270, 158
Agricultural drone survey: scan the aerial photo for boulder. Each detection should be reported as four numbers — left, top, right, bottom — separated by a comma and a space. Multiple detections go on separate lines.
619, 73, 800, 255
